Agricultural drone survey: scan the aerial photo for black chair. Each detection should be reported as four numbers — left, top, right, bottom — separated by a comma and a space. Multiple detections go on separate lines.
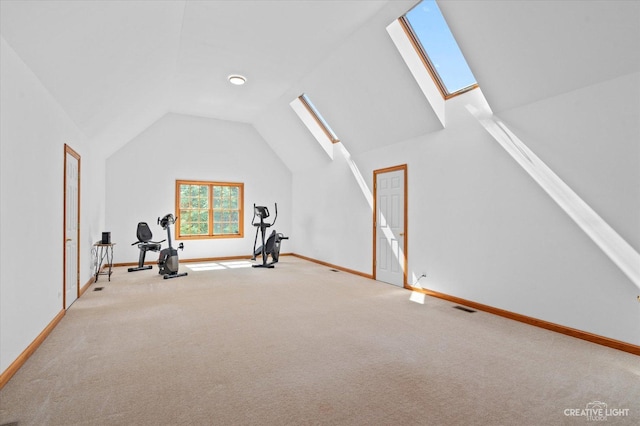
128, 222, 165, 272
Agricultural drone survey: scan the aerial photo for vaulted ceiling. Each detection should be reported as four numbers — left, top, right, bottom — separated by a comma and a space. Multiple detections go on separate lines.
1, 0, 638, 166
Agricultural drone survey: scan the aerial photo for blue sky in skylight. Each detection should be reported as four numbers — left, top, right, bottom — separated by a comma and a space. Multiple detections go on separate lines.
405, 0, 476, 94
300, 93, 339, 142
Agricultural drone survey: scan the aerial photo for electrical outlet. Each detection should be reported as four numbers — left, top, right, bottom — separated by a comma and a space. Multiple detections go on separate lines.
412, 273, 427, 287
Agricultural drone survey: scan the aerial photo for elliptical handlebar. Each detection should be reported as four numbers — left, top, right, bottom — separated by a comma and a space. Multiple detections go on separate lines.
252, 203, 277, 228
273, 203, 278, 227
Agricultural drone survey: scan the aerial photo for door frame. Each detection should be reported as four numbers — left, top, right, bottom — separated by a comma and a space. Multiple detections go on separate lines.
372, 164, 408, 287
63, 144, 81, 309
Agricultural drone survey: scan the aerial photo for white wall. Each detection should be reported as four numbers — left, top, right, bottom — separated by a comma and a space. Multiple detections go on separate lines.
105, 113, 292, 265
0, 36, 103, 373
292, 143, 373, 273
498, 72, 640, 252
291, 75, 640, 346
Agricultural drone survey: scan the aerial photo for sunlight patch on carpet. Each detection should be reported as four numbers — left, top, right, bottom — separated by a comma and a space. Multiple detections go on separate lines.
410, 291, 425, 304
186, 261, 253, 271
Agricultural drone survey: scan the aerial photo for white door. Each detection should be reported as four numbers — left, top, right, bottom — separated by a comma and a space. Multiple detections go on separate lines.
375, 167, 406, 287
64, 145, 80, 308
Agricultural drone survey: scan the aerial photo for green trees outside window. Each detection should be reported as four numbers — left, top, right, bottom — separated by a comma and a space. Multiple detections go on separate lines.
176, 180, 244, 239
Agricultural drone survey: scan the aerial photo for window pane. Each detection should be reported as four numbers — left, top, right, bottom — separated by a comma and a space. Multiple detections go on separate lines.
179, 210, 189, 234
214, 223, 223, 234
199, 219, 209, 234
213, 184, 240, 235
179, 183, 210, 235
405, 0, 476, 94
299, 93, 340, 143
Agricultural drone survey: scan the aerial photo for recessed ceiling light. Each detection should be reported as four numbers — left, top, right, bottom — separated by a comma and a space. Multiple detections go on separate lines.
228, 75, 247, 86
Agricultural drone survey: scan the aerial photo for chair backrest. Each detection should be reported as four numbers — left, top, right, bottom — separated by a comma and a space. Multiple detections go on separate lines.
136, 222, 153, 242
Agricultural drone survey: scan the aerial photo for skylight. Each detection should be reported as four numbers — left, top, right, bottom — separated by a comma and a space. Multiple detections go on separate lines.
402, 0, 477, 98
290, 93, 339, 159
298, 94, 340, 144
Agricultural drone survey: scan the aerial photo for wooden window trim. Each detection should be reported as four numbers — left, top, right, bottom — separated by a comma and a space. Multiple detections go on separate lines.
175, 180, 244, 240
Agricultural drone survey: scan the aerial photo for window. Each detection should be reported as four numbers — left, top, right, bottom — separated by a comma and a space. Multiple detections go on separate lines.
175, 180, 244, 239
298, 94, 340, 144
401, 0, 477, 98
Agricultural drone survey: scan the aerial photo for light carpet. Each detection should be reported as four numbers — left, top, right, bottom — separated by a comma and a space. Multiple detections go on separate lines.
1, 257, 638, 425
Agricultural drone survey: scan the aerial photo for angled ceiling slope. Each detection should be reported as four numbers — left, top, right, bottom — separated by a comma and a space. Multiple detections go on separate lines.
253, 0, 440, 167
170, 0, 392, 124
0, 0, 184, 157
3, 0, 637, 162
1, 0, 401, 158
439, 0, 640, 113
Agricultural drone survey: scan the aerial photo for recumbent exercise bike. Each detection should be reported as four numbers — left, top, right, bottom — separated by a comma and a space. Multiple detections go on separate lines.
157, 213, 187, 279
129, 214, 187, 279
128, 222, 165, 272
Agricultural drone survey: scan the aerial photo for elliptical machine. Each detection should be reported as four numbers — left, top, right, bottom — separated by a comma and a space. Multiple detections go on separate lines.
157, 213, 187, 279
251, 203, 288, 268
